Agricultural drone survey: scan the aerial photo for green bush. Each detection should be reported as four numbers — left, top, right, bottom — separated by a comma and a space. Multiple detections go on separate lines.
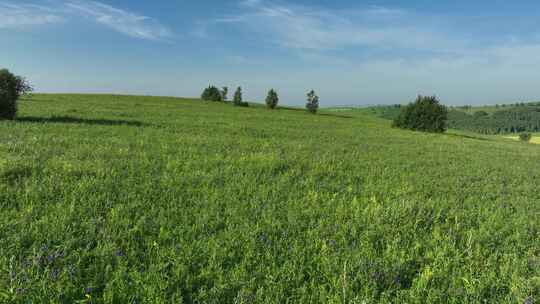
519, 133, 532, 142
201, 86, 223, 102
393, 95, 448, 133
306, 90, 319, 114
265, 89, 279, 109
0, 69, 32, 120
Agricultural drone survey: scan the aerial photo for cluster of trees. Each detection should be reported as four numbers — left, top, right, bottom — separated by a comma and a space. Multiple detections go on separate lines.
0, 69, 32, 120
201, 85, 320, 113
447, 106, 540, 134
201, 86, 248, 107
376, 98, 540, 135
393, 95, 448, 133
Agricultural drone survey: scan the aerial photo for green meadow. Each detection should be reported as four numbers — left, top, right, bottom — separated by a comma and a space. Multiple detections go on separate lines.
1, 94, 539, 303
505, 135, 540, 144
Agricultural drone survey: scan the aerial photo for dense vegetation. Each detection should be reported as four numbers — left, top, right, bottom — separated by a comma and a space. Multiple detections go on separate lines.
392, 95, 448, 133
447, 104, 540, 134
372, 101, 540, 135
1, 94, 538, 303
0, 69, 32, 120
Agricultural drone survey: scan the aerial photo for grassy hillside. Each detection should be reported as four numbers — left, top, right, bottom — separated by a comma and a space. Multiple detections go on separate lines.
1, 94, 539, 303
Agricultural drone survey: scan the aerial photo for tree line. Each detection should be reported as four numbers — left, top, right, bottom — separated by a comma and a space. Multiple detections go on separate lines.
5, 68, 537, 137
201, 85, 320, 113
371, 98, 540, 135
447, 106, 540, 134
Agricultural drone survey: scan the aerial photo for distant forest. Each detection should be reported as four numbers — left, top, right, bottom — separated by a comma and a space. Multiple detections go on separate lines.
372, 102, 540, 134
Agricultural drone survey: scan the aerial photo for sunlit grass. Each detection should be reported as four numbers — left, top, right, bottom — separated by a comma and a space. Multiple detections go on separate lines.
1, 94, 539, 303
504, 134, 540, 144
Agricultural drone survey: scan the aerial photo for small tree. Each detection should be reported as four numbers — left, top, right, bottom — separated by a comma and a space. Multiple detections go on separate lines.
265, 89, 279, 109
306, 90, 319, 114
519, 133, 532, 142
201, 85, 223, 102
221, 87, 228, 102
392, 95, 448, 133
0, 69, 32, 120
232, 86, 248, 107
233, 86, 242, 106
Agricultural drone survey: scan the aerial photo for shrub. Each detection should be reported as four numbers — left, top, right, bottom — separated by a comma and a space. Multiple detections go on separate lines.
0, 69, 32, 120
306, 90, 319, 114
393, 95, 448, 133
265, 89, 279, 109
519, 133, 532, 142
201, 86, 223, 102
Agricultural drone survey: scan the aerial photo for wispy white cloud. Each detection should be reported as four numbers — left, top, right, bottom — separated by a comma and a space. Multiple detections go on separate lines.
197, 0, 540, 105
0, 0, 173, 41
212, 0, 463, 52
209, 1, 540, 69
65, 1, 172, 41
0, 2, 64, 28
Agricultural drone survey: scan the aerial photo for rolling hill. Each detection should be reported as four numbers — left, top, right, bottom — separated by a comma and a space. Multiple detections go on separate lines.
1, 94, 539, 303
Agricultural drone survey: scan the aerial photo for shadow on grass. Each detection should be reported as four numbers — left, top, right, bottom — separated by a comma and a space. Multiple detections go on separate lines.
1, 166, 33, 186
17, 116, 148, 127
317, 113, 354, 119
444, 133, 489, 141
277, 106, 354, 119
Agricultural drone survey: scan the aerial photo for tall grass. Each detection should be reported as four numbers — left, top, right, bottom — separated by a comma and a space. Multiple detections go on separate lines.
0, 94, 539, 303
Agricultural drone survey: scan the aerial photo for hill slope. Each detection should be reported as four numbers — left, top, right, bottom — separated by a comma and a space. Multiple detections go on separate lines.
1, 94, 539, 303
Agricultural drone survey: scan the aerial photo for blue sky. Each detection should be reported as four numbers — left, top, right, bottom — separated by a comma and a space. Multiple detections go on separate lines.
2, 0, 540, 106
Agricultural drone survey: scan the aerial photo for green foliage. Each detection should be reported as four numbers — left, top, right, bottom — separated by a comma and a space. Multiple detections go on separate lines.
377, 102, 540, 135
201, 85, 223, 102
0, 69, 32, 120
233, 86, 248, 107
519, 132, 532, 142
447, 104, 540, 134
265, 89, 279, 109
1, 93, 539, 303
233, 86, 242, 105
393, 95, 448, 133
306, 90, 319, 114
